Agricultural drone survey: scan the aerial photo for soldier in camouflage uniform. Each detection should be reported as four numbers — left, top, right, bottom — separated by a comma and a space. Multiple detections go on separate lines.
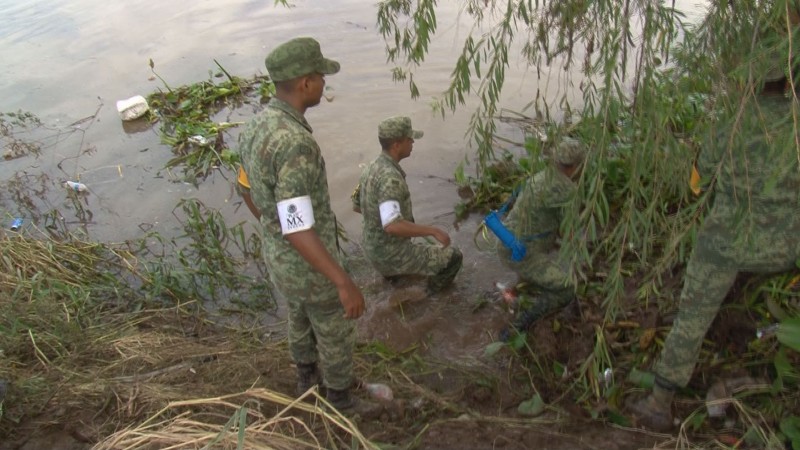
496, 138, 586, 341
237, 37, 377, 416
351, 116, 463, 294
628, 23, 800, 431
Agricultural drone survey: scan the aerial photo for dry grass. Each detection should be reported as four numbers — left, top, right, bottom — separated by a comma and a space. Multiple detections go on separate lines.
93, 388, 379, 450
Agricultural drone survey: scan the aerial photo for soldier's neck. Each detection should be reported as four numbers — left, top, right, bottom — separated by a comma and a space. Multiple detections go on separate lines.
275, 92, 308, 116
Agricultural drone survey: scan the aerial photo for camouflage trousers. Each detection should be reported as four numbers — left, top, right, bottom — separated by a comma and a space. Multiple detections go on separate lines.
285, 292, 355, 391
368, 242, 463, 293
499, 245, 575, 324
653, 236, 798, 388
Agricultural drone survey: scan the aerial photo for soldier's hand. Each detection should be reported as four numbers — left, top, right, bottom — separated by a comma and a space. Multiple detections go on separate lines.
431, 228, 451, 247
338, 280, 365, 319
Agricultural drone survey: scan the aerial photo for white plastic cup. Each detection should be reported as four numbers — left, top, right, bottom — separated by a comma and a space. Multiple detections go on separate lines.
116, 95, 150, 121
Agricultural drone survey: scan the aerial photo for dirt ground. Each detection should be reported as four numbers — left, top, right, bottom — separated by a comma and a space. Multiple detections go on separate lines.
0, 247, 782, 450
0, 297, 667, 450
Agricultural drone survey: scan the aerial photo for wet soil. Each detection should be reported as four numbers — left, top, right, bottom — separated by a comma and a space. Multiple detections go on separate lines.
0, 236, 668, 450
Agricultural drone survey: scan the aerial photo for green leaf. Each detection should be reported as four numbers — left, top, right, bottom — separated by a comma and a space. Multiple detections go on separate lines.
552, 360, 565, 378
768, 297, 789, 321
509, 331, 527, 350
777, 318, 800, 352
607, 409, 631, 426
517, 394, 546, 417
774, 347, 798, 389
627, 368, 655, 389
781, 416, 800, 450
483, 341, 505, 357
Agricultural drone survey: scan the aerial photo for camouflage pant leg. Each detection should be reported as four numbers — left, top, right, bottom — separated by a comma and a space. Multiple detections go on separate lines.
305, 299, 356, 391
652, 252, 737, 388
374, 242, 461, 287
286, 298, 319, 366
427, 248, 463, 293
509, 249, 575, 325
515, 248, 573, 294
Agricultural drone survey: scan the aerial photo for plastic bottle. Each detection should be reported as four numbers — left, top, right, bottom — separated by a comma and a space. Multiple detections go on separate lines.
756, 323, 779, 339
494, 281, 519, 306
10, 218, 23, 231
364, 383, 393, 401
64, 181, 88, 192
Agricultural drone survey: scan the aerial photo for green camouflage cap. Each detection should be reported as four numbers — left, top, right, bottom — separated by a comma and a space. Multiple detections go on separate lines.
265, 37, 340, 82
554, 137, 586, 165
378, 116, 424, 140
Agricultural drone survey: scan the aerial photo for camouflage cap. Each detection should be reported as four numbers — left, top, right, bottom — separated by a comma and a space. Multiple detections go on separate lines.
265, 37, 340, 82
378, 116, 424, 140
554, 137, 586, 166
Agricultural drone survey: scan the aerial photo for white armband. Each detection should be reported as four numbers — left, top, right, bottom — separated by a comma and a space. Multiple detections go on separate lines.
277, 196, 315, 235
379, 200, 402, 227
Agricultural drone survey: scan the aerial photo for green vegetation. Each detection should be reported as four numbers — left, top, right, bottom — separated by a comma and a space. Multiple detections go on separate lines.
5, 0, 800, 447
1, 111, 42, 160
146, 59, 274, 180
378, 0, 800, 443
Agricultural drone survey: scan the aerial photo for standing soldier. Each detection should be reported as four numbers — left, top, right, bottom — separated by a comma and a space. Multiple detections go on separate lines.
628, 10, 800, 431
495, 138, 586, 341
352, 116, 463, 295
238, 37, 377, 416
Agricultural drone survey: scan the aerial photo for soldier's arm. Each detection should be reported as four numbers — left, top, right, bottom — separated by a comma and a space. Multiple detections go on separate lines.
378, 175, 450, 246
275, 142, 365, 319
284, 231, 364, 318
384, 220, 451, 247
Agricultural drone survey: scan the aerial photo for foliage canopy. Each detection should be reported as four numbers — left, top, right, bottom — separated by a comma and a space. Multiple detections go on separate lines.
377, 0, 800, 314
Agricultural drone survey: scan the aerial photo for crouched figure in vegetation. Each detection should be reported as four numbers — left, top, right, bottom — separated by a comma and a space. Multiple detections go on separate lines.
352, 116, 463, 294
496, 138, 586, 342
628, 22, 800, 431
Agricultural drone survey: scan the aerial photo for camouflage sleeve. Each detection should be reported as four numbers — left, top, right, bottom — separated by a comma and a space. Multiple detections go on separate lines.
374, 171, 407, 220
274, 140, 320, 202
696, 126, 726, 184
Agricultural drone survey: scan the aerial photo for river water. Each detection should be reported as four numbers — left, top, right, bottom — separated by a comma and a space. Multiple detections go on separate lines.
0, 0, 704, 362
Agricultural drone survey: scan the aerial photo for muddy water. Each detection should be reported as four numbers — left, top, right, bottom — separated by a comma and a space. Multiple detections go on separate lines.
0, 0, 703, 362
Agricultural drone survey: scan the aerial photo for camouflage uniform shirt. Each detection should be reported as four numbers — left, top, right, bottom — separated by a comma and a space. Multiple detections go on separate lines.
695, 94, 800, 270
353, 152, 418, 271
506, 166, 576, 253
238, 98, 342, 300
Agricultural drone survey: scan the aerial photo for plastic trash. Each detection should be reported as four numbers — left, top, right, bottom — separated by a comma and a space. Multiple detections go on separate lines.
64, 181, 88, 192
602, 368, 614, 386
10, 218, 23, 231
494, 281, 519, 307
188, 135, 211, 146
364, 383, 393, 402
756, 323, 779, 339
116, 95, 150, 121
706, 376, 769, 418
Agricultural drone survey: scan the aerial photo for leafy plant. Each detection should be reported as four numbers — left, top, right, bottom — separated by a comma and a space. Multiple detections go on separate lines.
147, 60, 273, 180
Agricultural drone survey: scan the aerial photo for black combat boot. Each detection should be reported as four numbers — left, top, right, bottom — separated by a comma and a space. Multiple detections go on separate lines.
295, 362, 322, 397
499, 293, 573, 342
626, 378, 675, 432
326, 387, 384, 419
426, 250, 463, 294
